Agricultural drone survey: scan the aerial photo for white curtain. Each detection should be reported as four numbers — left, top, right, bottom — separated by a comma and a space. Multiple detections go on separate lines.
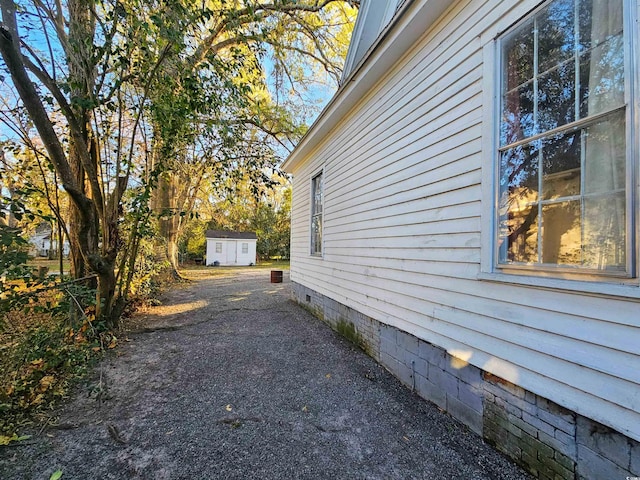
583, 0, 625, 269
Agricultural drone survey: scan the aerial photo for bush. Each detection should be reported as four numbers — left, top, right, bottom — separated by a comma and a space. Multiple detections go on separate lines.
0, 227, 105, 443
0, 305, 105, 443
0, 225, 37, 314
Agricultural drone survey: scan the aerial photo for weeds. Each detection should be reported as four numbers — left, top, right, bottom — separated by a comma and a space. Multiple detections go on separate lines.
0, 224, 172, 444
0, 288, 111, 444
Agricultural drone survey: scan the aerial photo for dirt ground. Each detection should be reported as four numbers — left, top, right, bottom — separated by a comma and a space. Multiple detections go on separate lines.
0, 267, 532, 479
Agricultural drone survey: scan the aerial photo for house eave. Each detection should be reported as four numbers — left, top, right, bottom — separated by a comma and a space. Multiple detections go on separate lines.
281, 0, 455, 173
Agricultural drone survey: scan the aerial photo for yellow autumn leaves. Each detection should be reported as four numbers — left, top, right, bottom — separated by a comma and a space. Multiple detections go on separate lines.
1, 320, 107, 443
0, 433, 30, 446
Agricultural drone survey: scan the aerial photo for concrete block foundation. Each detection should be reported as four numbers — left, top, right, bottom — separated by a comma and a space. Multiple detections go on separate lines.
291, 281, 639, 480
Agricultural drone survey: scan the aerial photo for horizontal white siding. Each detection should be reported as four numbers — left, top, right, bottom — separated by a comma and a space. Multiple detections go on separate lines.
288, 0, 640, 442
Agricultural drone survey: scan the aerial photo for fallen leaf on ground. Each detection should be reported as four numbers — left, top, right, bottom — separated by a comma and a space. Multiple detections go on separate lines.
225, 404, 233, 411
38, 375, 55, 393
0, 434, 31, 446
325, 373, 331, 379
30, 358, 44, 368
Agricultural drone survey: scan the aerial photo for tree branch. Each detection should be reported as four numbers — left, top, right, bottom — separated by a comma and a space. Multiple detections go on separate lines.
191, 0, 342, 67
0, 12, 88, 210
18, 51, 104, 211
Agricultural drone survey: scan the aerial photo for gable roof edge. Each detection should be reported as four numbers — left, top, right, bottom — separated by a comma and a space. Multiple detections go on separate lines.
341, 0, 405, 81
205, 230, 257, 240
282, 0, 455, 173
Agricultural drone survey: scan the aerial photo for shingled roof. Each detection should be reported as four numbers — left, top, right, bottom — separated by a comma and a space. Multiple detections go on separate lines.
205, 230, 257, 240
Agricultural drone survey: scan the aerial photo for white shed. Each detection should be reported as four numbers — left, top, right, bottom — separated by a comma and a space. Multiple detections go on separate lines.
205, 230, 257, 266
282, 1, 640, 479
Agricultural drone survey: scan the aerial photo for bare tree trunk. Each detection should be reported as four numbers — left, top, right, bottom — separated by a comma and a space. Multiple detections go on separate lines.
55, 199, 65, 276
66, 0, 104, 317
166, 229, 180, 273
155, 171, 183, 279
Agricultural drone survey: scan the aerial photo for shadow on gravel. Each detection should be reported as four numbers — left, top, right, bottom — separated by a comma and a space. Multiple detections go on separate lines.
0, 268, 532, 480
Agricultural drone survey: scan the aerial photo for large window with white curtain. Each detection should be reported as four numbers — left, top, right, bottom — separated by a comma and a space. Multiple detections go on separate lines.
497, 0, 633, 276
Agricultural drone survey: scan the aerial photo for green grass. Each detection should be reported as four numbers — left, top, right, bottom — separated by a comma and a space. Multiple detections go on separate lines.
253, 260, 290, 270
178, 260, 289, 281
26, 258, 71, 275
181, 260, 289, 270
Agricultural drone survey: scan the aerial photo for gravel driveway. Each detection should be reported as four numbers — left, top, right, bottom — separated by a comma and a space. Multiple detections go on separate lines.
0, 268, 531, 479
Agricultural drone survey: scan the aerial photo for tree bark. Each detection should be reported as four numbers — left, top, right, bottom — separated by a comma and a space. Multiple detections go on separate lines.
0, 0, 119, 326
155, 170, 183, 279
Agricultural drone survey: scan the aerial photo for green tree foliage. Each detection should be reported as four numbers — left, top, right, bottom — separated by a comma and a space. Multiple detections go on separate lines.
148, 1, 356, 275
0, 141, 69, 273
204, 175, 291, 260
0, 225, 32, 311
0, 0, 356, 326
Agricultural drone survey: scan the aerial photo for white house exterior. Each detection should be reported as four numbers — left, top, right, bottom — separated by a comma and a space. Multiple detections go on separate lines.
205, 230, 257, 266
28, 223, 69, 258
283, 1, 640, 479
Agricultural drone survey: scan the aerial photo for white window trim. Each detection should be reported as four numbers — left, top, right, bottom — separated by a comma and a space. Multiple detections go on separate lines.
310, 167, 325, 257
479, 0, 640, 300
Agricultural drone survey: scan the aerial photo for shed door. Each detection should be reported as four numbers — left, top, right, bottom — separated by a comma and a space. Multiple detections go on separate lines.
225, 241, 237, 264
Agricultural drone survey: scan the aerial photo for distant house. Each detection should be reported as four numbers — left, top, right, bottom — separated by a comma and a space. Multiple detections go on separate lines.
205, 230, 257, 266
28, 223, 69, 258
283, 1, 639, 479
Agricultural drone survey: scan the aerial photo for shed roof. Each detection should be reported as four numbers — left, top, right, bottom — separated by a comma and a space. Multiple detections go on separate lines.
205, 230, 257, 240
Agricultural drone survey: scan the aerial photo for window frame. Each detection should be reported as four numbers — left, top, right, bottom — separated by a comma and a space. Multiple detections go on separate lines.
215, 242, 222, 254
480, 0, 640, 295
310, 169, 324, 256
241, 242, 249, 254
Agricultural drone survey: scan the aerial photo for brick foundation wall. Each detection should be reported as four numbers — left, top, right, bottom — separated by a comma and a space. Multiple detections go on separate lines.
291, 281, 639, 480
